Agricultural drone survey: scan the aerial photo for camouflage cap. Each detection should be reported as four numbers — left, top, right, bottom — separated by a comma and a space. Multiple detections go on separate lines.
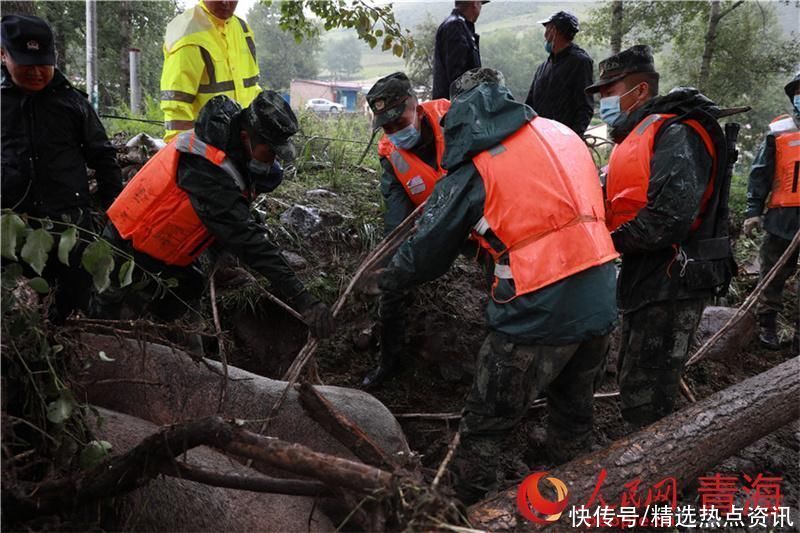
367, 72, 414, 129
243, 90, 299, 161
449, 67, 506, 99
585, 44, 657, 94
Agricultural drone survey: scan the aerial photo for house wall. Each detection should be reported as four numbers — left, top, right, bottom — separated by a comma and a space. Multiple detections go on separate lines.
289, 81, 335, 110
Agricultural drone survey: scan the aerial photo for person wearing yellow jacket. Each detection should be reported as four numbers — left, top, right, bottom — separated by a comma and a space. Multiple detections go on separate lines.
160, 0, 261, 142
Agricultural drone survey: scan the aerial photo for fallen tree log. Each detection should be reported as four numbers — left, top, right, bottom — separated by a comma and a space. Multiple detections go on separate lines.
298, 381, 398, 469
74, 334, 409, 476
6, 408, 335, 531
469, 356, 800, 531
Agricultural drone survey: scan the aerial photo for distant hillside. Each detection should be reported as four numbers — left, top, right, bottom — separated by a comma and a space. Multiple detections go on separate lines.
319, 1, 799, 82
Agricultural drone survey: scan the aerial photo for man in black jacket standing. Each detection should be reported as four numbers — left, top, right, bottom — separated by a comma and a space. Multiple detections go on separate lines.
525, 11, 594, 136
1, 15, 122, 321
431, 1, 487, 100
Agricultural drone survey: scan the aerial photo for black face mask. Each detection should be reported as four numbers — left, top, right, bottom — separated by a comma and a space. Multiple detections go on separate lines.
251, 160, 284, 193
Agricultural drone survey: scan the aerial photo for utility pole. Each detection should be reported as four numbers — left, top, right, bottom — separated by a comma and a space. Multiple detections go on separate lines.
85, 0, 98, 109
129, 48, 141, 114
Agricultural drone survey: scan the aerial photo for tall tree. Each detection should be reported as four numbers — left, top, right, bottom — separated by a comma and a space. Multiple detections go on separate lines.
584, 0, 799, 155
698, 0, 744, 91
32, 0, 178, 109
247, 2, 320, 91
610, 0, 623, 54
405, 15, 437, 96
323, 36, 362, 80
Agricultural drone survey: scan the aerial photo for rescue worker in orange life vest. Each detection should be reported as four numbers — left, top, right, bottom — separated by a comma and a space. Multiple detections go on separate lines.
361, 68, 618, 502
361, 72, 451, 389
99, 91, 334, 339
586, 45, 734, 429
742, 73, 800, 353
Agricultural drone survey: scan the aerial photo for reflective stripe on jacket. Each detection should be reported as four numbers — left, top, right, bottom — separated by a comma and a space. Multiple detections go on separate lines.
107, 132, 247, 266
160, 2, 261, 142
768, 115, 800, 208
471, 117, 618, 302
605, 113, 716, 231
377, 99, 450, 205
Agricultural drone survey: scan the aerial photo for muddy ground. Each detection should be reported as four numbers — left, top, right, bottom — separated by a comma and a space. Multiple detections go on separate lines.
111, 128, 799, 527
205, 162, 799, 524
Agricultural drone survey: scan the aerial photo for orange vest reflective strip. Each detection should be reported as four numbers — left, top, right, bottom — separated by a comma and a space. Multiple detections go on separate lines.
605, 113, 717, 231
107, 132, 245, 266
377, 99, 450, 205
471, 118, 619, 302
768, 115, 800, 208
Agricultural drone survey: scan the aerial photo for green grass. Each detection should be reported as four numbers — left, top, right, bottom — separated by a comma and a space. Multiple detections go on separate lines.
101, 95, 165, 138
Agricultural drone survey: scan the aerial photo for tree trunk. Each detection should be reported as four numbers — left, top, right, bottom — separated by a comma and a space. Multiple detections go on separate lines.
610, 0, 624, 55
698, 0, 744, 91
73, 334, 409, 472
0, 1, 35, 15
468, 356, 800, 530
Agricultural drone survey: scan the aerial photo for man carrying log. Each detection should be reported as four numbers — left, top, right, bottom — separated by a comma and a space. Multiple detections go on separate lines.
362, 67, 619, 502
742, 73, 799, 353
361, 72, 450, 389
586, 45, 735, 428
96, 91, 334, 340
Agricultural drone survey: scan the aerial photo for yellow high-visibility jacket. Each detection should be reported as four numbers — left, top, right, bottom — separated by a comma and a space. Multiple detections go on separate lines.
160, 1, 262, 142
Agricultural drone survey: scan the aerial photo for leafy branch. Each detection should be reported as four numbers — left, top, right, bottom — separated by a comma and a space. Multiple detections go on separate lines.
265, 0, 414, 58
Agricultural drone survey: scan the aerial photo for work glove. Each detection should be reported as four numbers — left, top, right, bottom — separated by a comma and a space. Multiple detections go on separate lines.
356, 268, 386, 297
742, 216, 763, 238
302, 301, 335, 339
289, 290, 335, 339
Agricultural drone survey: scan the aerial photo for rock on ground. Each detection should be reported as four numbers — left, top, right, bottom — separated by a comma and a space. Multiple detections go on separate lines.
92, 407, 334, 532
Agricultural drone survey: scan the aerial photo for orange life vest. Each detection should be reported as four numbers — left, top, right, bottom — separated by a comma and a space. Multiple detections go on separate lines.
377, 99, 450, 205
605, 113, 717, 231
107, 132, 248, 266
471, 117, 619, 302
768, 115, 800, 208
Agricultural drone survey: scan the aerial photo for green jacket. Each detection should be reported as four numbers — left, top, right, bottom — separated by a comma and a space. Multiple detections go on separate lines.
379, 115, 439, 235
608, 88, 733, 312
380, 83, 617, 344
745, 116, 800, 241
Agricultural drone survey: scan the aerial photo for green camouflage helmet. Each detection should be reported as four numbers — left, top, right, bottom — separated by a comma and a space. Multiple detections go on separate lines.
367, 72, 414, 129
243, 90, 298, 162
449, 67, 506, 100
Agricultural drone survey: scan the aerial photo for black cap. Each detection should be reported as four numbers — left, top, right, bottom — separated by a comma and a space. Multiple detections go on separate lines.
585, 44, 658, 94
243, 90, 298, 162
1, 15, 55, 66
366, 72, 414, 129
537, 11, 579, 35
785, 73, 800, 102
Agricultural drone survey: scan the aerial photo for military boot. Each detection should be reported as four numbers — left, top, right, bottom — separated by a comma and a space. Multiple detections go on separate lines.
362, 321, 404, 390
758, 313, 780, 350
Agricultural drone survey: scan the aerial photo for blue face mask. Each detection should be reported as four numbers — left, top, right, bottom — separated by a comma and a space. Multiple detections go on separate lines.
544, 40, 553, 54
388, 123, 421, 150
599, 85, 639, 127
794, 95, 800, 115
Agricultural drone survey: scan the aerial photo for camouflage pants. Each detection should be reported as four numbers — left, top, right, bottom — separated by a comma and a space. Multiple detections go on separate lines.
617, 298, 705, 428
453, 331, 609, 495
756, 232, 799, 321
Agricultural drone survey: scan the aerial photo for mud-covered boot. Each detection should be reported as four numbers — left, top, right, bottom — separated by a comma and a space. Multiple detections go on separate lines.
362, 346, 401, 390
362, 324, 404, 390
758, 313, 780, 350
